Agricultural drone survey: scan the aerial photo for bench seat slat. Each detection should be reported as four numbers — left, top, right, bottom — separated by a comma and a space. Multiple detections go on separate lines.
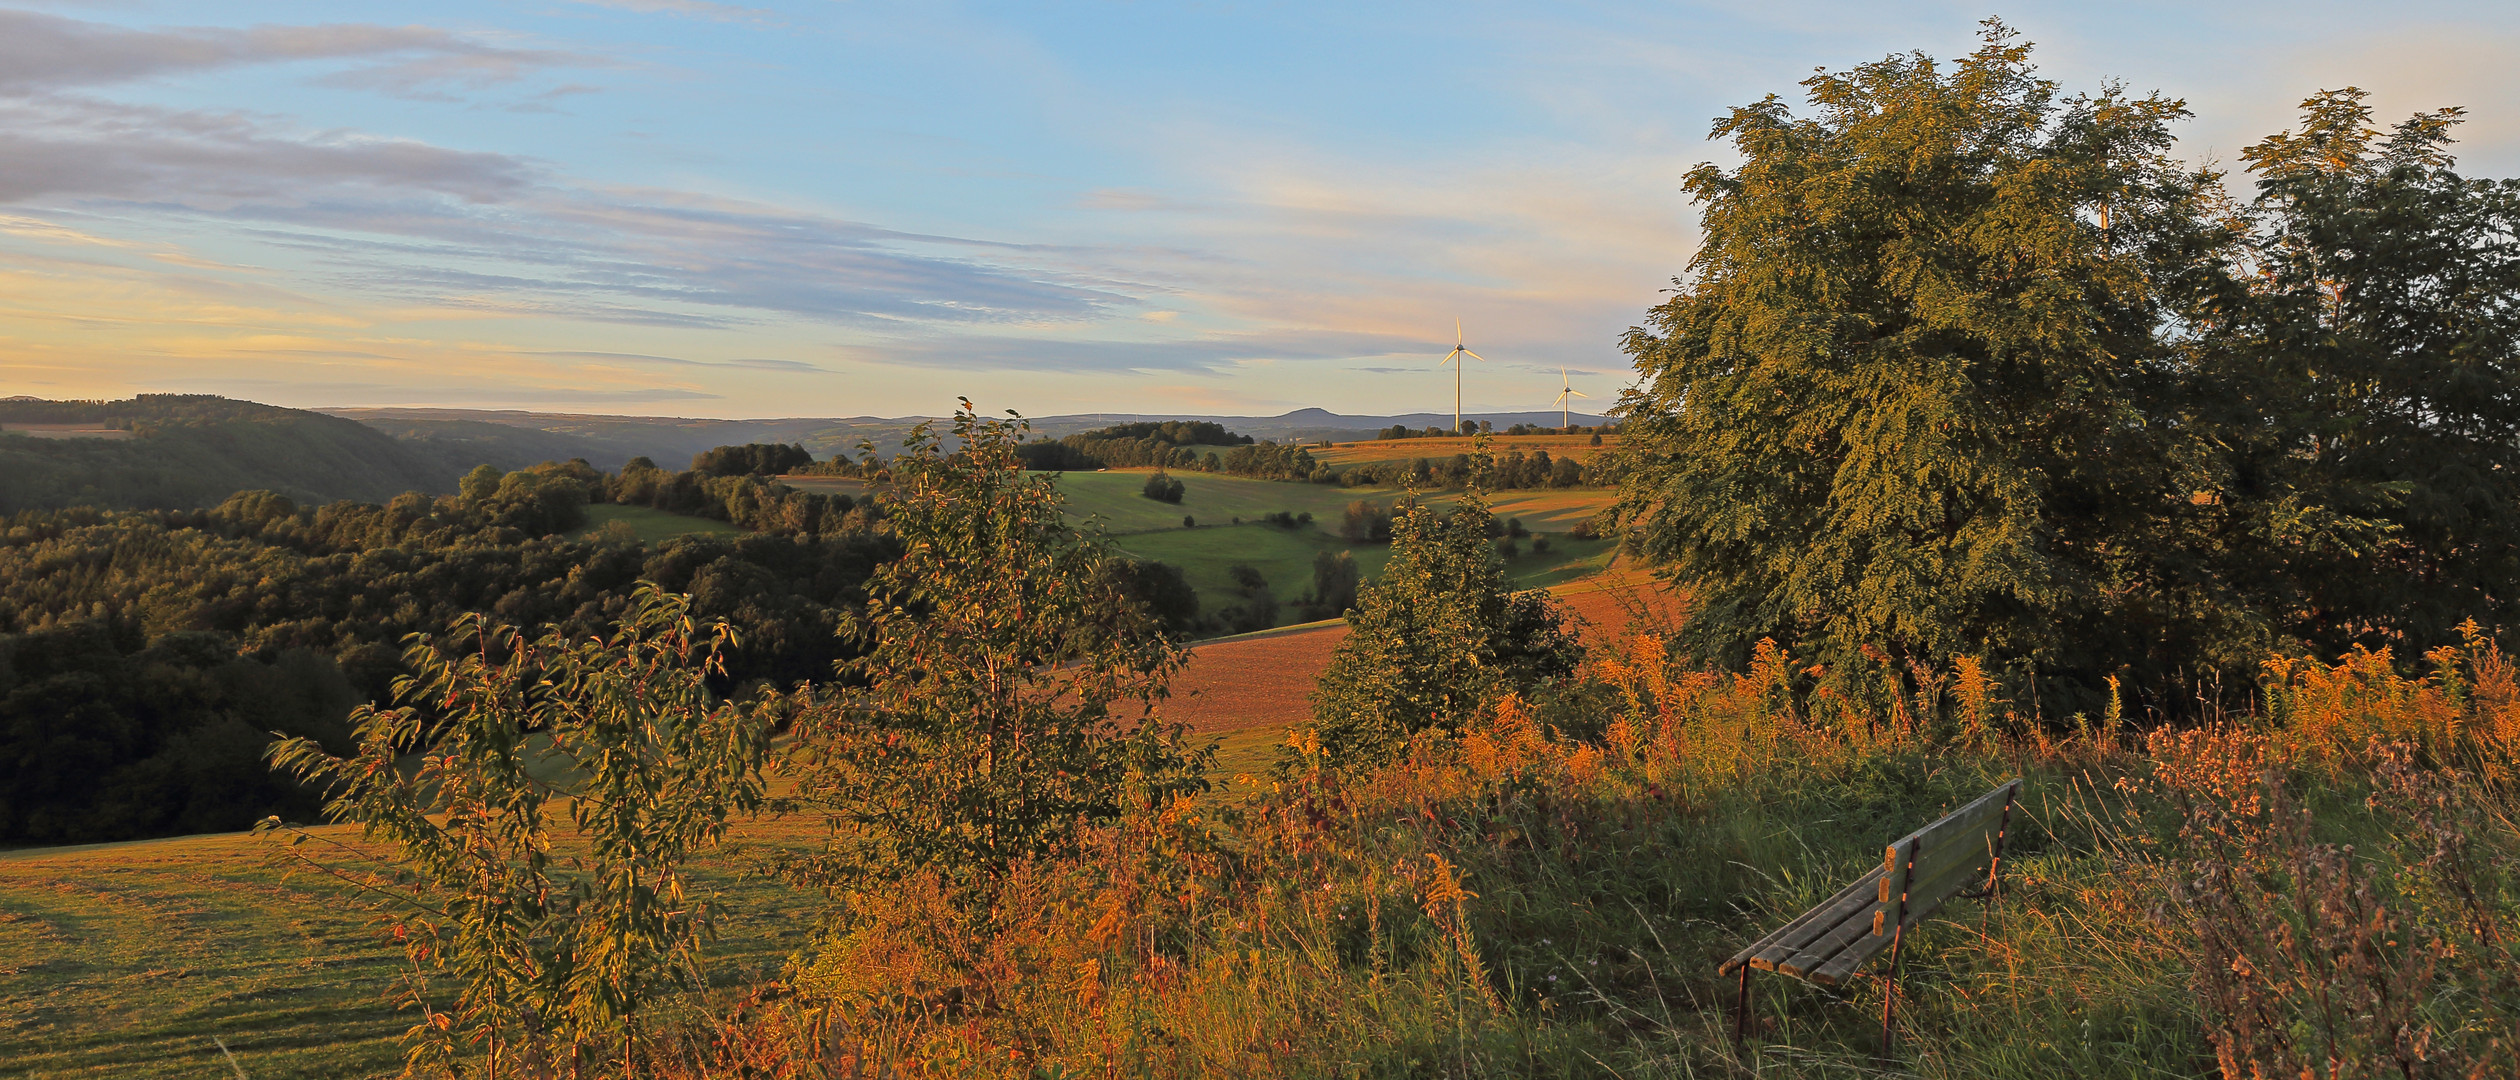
1773, 896, 1886, 980
1807, 919, 1901, 985
1750, 873, 1882, 971
1719, 865, 1883, 975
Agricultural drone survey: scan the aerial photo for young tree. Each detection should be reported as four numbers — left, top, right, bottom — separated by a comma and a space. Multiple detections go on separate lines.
1309, 476, 1581, 766
265, 587, 769, 1076
788, 402, 1202, 892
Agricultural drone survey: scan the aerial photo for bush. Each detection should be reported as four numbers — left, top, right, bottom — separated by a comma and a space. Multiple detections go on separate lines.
1309, 483, 1580, 765
789, 402, 1202, 889
1141, 471, 1186, 503
1339, 500, 1394, 542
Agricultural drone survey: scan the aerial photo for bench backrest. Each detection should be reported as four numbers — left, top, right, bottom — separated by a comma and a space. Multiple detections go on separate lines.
1875, 778, 2020, 936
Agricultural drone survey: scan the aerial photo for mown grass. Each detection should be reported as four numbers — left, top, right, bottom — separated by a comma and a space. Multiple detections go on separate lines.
574, 503, 748, 543
0, 818, 824, 1079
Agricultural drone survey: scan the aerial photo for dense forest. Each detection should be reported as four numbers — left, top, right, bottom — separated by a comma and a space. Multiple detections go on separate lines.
0, 395, 461, 513
0, 456, 897, 846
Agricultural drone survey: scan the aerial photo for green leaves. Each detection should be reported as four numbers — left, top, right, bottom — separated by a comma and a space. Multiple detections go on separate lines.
1617, 25, 2520, 716
1310, 466, 1581, 766
786, 400, 1202, 896
264, 586, 768, 1073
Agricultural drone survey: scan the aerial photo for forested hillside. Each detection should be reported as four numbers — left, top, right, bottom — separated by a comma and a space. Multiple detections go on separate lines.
0, 457, 896, 846
0, 396, 459, 513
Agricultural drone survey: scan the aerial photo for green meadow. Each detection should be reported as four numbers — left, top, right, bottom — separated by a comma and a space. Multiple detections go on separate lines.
1047, 470, 1616, 618
573, 502, 748, 543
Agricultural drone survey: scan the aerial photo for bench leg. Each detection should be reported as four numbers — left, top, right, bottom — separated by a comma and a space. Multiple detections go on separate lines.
1733, 965, 1752, 1048
1879, 923, 1906, 1057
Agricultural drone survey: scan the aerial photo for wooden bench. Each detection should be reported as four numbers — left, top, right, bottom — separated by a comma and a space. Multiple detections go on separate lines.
1719, 779, 2022, 1054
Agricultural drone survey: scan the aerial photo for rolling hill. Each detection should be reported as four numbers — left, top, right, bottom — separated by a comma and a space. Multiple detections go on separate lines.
0, 396, 467, 513
325, 406, 1618, 467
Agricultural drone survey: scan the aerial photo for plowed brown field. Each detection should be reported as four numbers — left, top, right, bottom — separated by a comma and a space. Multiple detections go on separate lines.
1157, 566, 1678, 736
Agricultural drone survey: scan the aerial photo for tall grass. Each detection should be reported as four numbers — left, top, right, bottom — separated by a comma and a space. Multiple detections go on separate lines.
527, 626, 2520, 1078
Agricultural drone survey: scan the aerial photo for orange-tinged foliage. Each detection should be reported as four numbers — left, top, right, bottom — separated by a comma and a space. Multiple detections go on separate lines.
2260, 620, 2520, 781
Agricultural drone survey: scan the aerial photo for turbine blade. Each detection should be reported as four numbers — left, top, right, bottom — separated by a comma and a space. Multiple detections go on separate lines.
1569, 389, 1589, 398
1462, 349, 1485, 362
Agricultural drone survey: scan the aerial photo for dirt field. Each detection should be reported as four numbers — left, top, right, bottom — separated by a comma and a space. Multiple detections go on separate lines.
1154, 565, 1677, 738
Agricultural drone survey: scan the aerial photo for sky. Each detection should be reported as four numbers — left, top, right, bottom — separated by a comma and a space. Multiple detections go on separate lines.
2, 1, 2516, 420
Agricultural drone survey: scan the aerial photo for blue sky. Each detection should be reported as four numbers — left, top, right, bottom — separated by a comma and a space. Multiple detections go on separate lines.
3, 1, 2515, 419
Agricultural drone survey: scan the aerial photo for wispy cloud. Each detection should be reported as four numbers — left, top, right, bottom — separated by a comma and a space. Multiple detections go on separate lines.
0, 10, 585, 96
0, 96, 536, 204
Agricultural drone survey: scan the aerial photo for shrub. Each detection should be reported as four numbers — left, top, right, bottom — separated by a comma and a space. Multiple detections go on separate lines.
1309, 482, 1580, 765
1339, 499, 1393, 542
266, 587, 770, 1075
787, 402, 1203, 892
1140, 471, 1186, 503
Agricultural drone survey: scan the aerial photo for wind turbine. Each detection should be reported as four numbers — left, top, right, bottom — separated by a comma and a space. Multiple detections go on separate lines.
1553, 365, 1589, 429
1436, 320, 1484, 437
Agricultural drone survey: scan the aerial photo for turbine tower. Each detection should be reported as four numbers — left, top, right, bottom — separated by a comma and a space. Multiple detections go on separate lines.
1436, 321, 1485, 437
1553, 364, 1589, 429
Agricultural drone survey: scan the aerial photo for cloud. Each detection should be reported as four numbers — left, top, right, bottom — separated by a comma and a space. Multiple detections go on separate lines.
0, 96, 536, 205
836, 328, 1425, 374
529, 349, 833, 373
165, 378, 725, 406
0, 87, 1160, 331
0, 9, 583, 97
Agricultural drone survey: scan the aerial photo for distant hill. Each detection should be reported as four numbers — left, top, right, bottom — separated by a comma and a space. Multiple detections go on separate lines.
0, 396, 463, 513
325, 406, 1618, 465
324, 407, 914, 471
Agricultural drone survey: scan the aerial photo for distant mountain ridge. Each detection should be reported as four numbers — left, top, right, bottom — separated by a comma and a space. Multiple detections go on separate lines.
325, 405, 1616, 469
0, 395, 462, 513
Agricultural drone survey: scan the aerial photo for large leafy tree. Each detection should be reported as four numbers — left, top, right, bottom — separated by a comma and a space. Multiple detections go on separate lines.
1615, 24, 2229, 709
2208, 90, 2520, 657
1616, 24, 2520, 713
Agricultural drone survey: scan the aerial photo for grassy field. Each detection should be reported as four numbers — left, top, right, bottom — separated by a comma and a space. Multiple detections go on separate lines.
0, 817, 826, 1080
1048, 470, 1373, 535
1044, 471, 1618, 619
769, 475, 870, 500
574, 503, 747, 543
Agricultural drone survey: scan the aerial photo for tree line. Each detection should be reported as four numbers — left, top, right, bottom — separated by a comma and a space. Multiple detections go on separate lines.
1013, 420, 1252, 472
1332, 447, 1620, 490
